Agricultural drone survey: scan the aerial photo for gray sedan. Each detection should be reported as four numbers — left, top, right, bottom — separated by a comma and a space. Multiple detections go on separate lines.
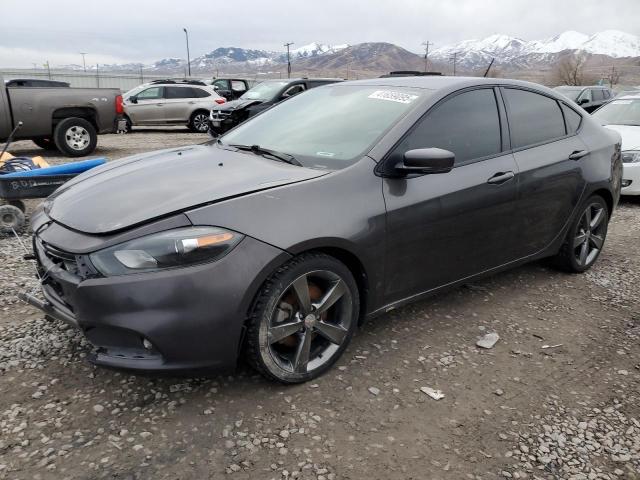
23, 77, 622, 383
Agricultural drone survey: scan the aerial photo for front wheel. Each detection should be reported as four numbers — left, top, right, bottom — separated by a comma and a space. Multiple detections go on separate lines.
246, 253, 359, 384
53, 117, 97, 157
188, 111, 210, 133
552, 195, 609, 273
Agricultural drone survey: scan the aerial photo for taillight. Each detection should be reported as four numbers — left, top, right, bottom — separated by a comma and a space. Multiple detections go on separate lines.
115, 95, 124, 114
215, 98, 226, 105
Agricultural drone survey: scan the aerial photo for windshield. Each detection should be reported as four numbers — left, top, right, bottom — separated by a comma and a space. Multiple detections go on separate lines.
554, 87, 583, 101
240, 81, 288, 101
592, 98, 640, 126
221, 84, 427, 169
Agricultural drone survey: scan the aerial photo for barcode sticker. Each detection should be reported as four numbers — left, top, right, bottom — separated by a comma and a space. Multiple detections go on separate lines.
368, 90, 418, 104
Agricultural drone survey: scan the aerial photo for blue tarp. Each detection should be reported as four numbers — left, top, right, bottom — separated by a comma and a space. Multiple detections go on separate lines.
2, 158, 106, 178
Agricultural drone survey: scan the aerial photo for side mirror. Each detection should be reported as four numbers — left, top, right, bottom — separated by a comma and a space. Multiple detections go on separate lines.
578, 98, 589, 105
396, 148, 455, 175
129, 96, 138, 104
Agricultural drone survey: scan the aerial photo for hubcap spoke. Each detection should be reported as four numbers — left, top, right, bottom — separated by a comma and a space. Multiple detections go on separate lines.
314, 321, 348, 345
292, 330, 312, 373
291, 275, 312, 315
579, 241, 589, 265
573, 232, 587, 249
584, 207, 592, 228
269, 320, 303, 343
589, 234, 604, 250
314, 279, 347, 315
590, 208, 604, 229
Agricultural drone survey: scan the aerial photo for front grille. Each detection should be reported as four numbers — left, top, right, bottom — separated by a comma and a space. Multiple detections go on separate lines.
42, 241, 79, 275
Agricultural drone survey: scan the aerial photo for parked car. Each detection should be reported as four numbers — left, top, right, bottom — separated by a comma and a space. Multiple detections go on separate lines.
553, 85, 614, 113
210, 78, 252, 101
208, 78, 343, 136
0, 75, 125, 157
122, 80, 225, 133
22, 77, 621, 383
5, 78, 70, 88
592, 93, 640, 195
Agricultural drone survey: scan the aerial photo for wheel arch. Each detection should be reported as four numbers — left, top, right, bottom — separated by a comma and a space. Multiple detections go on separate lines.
52, 107, 98, 131
590, 188, 614, 215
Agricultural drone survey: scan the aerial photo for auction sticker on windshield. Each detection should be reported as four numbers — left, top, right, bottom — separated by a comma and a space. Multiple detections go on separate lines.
368, 90, 419, 104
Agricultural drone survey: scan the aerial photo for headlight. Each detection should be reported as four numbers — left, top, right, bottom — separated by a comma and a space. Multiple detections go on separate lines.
89, 227, 243, 276
622, 150, 640, 163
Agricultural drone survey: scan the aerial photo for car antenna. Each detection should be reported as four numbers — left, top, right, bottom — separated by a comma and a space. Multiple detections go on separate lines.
483, 58, 495, 78
0, 121, 23, 160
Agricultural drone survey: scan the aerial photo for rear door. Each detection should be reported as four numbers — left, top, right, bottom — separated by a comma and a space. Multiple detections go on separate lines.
128, 86, 164, 125
501, 87, 587, 258
164, 86, 194, 123
382, 87, 520, 303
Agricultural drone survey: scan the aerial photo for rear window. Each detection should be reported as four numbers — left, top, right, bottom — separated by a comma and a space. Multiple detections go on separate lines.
561, 104, 583, 134
592, 89, 604, 101
192, 88, 211, 98
504, 88, 566, 149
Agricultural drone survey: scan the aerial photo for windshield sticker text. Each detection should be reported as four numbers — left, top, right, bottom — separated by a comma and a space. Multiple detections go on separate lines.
368, 90, 418, 104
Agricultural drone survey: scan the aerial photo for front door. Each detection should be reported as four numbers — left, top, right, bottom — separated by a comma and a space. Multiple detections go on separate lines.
382, 87, 519, 304
128, 86, 165, 125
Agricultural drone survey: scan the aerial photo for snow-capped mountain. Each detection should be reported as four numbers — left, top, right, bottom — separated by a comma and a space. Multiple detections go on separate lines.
431, 30, 640, 68
289, 42, 349, 58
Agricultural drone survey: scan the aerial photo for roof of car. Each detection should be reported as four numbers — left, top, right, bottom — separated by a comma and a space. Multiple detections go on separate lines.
618, 93, 640, 99
340, 76, 558, 92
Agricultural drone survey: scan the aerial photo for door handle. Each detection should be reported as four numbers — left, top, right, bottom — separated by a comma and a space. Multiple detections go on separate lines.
487, 171, 515, 185
188, 101, 196, 104
156, 103, 164, 106
568, 150, 589, 161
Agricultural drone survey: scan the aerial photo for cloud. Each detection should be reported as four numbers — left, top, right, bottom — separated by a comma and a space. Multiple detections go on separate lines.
1, 0, 639, 68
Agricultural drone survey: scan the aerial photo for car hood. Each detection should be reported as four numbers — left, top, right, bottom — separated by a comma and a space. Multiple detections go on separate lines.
45, 143, 328, 234
603, 124, 640, 151
214, 98, 266, 112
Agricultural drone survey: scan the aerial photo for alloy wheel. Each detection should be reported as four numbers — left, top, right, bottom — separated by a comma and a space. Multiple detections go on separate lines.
193, 114, 209, 132
573, 202, 606, 268
64, 126, 90, 151
267, 270, 353, 375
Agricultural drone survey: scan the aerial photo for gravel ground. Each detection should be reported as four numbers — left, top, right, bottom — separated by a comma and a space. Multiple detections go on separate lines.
0, 131, 639, 480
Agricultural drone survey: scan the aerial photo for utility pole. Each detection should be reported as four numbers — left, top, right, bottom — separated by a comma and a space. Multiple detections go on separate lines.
451, 52, 458, 76
45, 61, 51, 79
183, 28, 191, 77
284, 42, 294, 78
96, 63, 99, 87
421, 41, 432, 73
80, 52, 87, 72
139, 65, 144, 83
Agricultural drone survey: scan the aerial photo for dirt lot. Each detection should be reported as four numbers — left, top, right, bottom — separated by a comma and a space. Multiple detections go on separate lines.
0, 130, 639, 480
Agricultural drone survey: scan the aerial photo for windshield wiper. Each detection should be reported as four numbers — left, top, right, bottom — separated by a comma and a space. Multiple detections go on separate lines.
229, 144, 302, 166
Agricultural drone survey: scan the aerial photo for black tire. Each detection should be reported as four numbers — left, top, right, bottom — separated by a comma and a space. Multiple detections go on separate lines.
124, 115, 133, 133
0, 204, 26, 235
53, 117, 97, 157
7, 200, 26, 212
32, 137, 58, 151
246, 252, 359, 384
189, 111, 210, 133
552, 195, 609, 273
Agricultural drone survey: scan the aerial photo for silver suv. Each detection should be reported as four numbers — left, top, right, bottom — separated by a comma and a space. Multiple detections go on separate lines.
123, 80, 225, 132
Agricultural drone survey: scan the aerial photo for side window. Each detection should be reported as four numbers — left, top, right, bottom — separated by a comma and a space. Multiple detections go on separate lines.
165, 86, 192, 99
503, 88, 566, 148
603, 90, 611, 100
282, 84, 305, 98
561, 103, 583, 134
390, 88, 502, 165
592, 89, 604, 101
213, 80, 228, 90
137, 87, 163, 100
192, 88, 211, 98
231, 80, 246, 92
578, 89, 592, 103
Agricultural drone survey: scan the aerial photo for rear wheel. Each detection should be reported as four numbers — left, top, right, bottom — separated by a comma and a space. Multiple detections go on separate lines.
552, 195, 609, 273
32, 137, 58, 151
246, 253, 359, 383
189, 111, 210, 133
53, 117, 97, 157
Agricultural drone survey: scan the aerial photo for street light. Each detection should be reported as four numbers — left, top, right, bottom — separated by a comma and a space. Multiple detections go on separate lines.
80, 52, 87, 72
284, 42, 294, 78
183, 28, 191, 77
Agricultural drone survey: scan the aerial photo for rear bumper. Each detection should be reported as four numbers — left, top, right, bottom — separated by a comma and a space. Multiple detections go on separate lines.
621, 163, 640, 195
24, 230, 290, 372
